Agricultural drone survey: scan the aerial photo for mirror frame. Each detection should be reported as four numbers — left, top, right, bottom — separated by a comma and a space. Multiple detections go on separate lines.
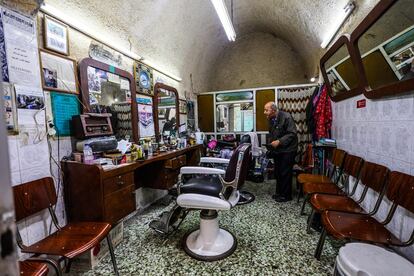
78, 57, 138, 142
320, 35, 363, 102
153, 82, 180, 141
350, 0, 414, 99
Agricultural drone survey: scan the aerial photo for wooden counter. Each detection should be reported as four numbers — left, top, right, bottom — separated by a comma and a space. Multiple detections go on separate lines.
62, 144, 202, 224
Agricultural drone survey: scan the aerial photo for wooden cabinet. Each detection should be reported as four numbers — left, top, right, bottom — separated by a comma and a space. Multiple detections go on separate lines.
62, 163, 136, 225
62, 145, 202, 224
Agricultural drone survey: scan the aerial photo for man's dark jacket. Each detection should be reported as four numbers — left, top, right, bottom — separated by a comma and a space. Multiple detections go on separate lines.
268, 110, 298, 153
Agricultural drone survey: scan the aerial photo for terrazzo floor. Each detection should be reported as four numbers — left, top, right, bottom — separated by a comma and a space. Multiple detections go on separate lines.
72, 180, 344, 275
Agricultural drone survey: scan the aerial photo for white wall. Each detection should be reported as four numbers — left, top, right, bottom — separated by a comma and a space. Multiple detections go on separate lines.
332, 92, 414, 260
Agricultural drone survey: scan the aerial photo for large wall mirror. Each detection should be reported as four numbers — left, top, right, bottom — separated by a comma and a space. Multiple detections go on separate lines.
154, 82, 179, 141
215, 91, 254, 132
320, 35, 362, 101
79, 58, 138, 142
351, 0, 414, 98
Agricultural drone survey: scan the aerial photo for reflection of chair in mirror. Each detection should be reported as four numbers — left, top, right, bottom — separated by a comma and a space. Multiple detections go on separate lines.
177, 144, 251, 261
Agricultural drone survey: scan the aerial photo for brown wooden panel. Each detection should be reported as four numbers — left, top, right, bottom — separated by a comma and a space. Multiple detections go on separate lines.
103, 172, 134, 196
104, 185, 135, 224
197, 94, 214, 132
255, 89, 275, 131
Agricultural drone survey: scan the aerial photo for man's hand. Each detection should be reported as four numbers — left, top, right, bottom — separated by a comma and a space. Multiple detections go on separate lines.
271, 140, 280, 148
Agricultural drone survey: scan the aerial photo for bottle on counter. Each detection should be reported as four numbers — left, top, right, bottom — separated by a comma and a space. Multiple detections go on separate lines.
83, 144, 94, 164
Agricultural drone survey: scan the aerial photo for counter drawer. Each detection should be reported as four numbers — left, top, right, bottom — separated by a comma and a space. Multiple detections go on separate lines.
164, 155, 186, 169
104, 172, 134, 196
104, 185, 136, 225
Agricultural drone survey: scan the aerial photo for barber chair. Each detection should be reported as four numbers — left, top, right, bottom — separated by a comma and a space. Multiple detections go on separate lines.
177, 144, 251, 261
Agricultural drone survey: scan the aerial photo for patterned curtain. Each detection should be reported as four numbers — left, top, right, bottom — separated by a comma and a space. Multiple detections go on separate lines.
277, 86, 316, 154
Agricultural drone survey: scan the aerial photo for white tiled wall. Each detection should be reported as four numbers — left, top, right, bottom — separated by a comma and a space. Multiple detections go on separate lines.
332, 93, 414, 261
8, 132, 72, 256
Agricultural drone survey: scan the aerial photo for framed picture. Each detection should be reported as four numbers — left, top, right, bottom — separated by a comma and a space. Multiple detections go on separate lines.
44, 15, 69, 55
39, 49, 78, 94
179, 99, 187, 114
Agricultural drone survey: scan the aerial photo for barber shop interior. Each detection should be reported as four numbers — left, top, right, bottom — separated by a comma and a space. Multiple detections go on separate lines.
2, 0, 414, 275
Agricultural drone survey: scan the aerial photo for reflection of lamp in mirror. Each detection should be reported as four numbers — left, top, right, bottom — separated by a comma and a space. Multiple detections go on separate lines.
320, 1, 355, 49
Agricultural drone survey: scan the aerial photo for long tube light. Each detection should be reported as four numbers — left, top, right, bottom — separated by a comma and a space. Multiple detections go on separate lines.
211, 0, 236, 41
320, 1, 355, 49
40, 3, 182, 82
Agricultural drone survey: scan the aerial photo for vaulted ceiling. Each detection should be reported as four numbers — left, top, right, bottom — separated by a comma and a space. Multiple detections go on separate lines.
45, 0, 380, 95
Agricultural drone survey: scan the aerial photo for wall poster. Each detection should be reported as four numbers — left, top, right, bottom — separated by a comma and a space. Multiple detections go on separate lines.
14, 84, 45, 125
0, 7, 41, 87
39, 49, 78, 93
50, 92, 80, 136
137, 95, 155, 138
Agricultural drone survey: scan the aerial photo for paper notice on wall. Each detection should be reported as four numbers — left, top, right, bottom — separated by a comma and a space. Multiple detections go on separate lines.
120, 78, 130, 90
1, 7, 41, 87
14, 85, 45, 125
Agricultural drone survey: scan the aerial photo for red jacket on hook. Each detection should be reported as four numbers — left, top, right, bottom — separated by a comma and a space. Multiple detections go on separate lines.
314, 85, 332, 140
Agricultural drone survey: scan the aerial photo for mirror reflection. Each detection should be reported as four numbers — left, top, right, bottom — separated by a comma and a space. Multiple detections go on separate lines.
157, 88, 177, 135
87, 66, 133, 139
324, 44, 359, 97
357, 0, 414, 89
216, 103, 253, 132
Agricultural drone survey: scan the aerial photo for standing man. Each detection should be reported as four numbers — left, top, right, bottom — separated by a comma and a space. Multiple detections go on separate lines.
264, 102, 298, 202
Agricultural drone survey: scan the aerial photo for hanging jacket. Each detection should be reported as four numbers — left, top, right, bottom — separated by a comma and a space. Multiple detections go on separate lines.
305, 86, 320, 139
314, 85, 332, 140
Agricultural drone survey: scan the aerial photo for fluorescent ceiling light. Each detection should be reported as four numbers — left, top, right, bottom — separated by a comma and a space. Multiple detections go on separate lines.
211, 0, 236, 41
40, 3, 182, 82
320, 1, 355, 49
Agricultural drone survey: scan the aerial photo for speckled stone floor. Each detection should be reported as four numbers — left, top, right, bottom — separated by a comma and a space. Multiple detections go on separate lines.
73, 180, 343, 275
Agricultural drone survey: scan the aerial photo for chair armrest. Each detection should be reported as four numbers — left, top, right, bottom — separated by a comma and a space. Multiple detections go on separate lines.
200, 157, 230, 165
177, 193, 231, 210
180, 166, 225, 175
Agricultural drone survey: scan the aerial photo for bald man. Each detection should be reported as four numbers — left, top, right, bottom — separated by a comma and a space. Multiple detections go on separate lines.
264, 102, 298, 202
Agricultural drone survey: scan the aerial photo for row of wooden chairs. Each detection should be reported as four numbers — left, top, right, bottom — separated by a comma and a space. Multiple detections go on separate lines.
297, 148, 414, 260
13, 177, 119, 275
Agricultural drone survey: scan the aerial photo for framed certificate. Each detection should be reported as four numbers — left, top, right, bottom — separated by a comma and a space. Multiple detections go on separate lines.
44, 15, 69, 56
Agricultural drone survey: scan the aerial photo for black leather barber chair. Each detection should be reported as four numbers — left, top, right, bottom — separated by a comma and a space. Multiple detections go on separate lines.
177, 144, 251, 261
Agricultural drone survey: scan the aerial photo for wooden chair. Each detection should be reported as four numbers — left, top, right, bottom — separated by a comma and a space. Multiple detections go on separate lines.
300, 154, 363, 215
315, 171, 414, 260
19, 260, 48, 276
293, 143, 314, 203
297, 148, 346, 186
13, 177, 119, 275
307, 162, 389, 233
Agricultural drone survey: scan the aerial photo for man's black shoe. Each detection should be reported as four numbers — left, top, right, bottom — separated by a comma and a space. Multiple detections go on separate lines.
274, 196, 292, 202
271, 194, 280, 200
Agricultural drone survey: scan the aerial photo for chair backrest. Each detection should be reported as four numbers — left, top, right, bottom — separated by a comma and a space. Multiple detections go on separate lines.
224, 144, 251, 190
327, 149, 347, 179
387, 171, 414, 213
301, 143, 313, 167
331, 149, 346, 167
13, 177, 57, 222
342, 154, 364, 178
359, 162, 389, 193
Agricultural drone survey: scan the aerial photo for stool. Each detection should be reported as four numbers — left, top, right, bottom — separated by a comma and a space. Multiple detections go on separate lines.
334, 243, 414, 276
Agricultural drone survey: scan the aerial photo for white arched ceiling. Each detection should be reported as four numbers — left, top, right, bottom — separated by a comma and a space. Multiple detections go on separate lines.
45, 0, 380, 94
